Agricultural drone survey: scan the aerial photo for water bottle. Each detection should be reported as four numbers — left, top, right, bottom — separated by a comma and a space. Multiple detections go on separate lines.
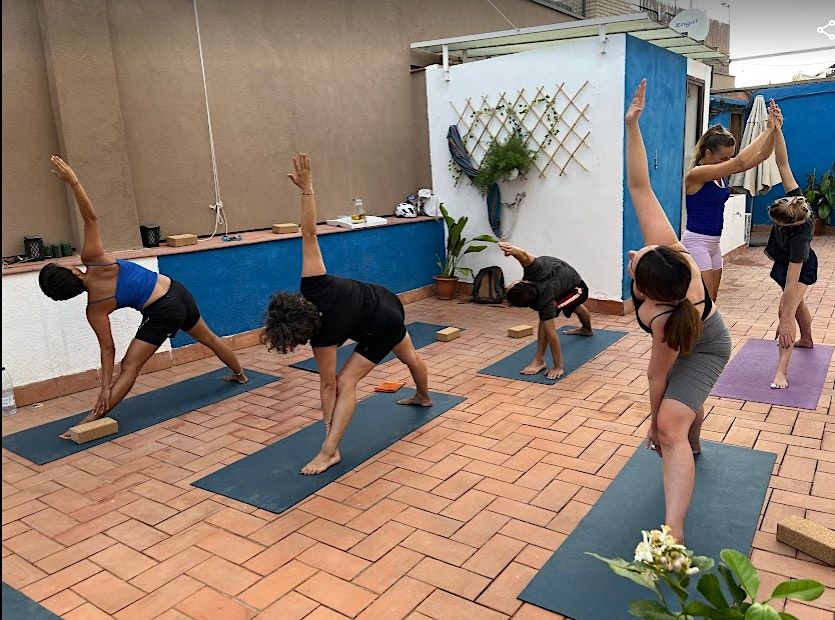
351, 198, 366, 224
2, 367, 17, 417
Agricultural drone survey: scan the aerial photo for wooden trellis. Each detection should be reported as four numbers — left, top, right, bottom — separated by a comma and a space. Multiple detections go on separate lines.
449, 81, 591, 184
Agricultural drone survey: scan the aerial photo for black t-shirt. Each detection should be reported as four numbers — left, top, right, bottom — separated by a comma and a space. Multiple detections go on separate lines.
300, 274, 384, 347
764, 187, 814, 264
522, 256, 582, 321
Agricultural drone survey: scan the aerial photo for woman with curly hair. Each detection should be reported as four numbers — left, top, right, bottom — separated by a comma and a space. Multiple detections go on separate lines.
38, 156, 247, 439
263, 153, 432, 475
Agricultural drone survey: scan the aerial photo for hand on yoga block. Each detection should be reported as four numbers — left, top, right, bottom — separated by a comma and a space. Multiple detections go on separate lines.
68, 418, 119, 444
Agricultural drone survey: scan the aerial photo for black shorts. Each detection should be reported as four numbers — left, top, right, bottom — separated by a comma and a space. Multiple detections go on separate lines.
555, 280, 589, 318
770, 251, 818, 289
135, 280, 201, 346
353, 291, 407, 364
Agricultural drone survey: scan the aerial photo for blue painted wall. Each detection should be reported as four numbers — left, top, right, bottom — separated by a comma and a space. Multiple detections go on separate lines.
158, 219, 444, 346
622, 36, 687, 298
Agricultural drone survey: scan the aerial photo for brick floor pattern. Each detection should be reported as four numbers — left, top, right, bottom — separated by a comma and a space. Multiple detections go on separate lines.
2, 237, 834, 619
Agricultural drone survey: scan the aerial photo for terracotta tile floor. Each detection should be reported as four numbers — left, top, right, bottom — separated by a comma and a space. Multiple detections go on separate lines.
3, 237, 834, 619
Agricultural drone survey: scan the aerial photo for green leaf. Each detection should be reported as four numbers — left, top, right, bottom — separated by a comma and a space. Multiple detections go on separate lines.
471, 234, 498, 243
628, 599, 677, 620
818, 203, 831, 220
743, 603, 780, 620
718, 564, 747, 607
456, 266, 474, 277
777, 613, 800, 620
585, 553, 659, 592
721, 550, 759, 601
692, 556, 716, 573
698, 574, 730, 609
768, 579, 824, 602
463, 244, 487, 254
683, 600, 719, 616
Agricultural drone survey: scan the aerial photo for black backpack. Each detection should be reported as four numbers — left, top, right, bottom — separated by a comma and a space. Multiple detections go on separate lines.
472, 266, 505, 304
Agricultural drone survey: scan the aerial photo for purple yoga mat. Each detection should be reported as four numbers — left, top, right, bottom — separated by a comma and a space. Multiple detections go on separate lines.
710, 339, 834, 410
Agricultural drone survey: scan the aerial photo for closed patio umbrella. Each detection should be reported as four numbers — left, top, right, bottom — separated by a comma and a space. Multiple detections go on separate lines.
729, 95, 781, 196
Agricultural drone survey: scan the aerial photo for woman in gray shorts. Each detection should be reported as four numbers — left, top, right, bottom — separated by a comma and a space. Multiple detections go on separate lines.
623, 80, 752, 543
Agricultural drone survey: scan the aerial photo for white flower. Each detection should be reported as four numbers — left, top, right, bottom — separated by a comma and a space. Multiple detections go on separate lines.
686, 567, 700, 575
634, 541, 654, 564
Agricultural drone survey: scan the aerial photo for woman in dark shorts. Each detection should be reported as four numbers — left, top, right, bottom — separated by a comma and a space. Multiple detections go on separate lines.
262, 153, 432, 476
38, 156, 247, 438
763, 118, 817, 389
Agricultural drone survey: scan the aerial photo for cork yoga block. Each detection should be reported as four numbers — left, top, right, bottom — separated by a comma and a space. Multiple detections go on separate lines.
68, 417, 119, 444
508, 324, 534, 338
166, 234, 198, 247
436, 327, 461, 342
776, 515, 835, 565
272, 223, 299, 234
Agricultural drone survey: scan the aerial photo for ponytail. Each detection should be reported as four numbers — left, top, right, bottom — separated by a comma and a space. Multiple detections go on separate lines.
693, 125, 735, 165
663, 299, 703, 356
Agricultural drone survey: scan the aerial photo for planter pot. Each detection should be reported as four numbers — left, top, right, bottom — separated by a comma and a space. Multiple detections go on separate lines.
433, 275, 459, 300
813, 217, 825, 236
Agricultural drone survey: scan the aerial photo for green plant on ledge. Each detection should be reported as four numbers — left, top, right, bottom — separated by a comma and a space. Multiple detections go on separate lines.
804, 164, 834, 224
589, 525, 825, 619
473, 130, 537, 195
435, 203, 497, 278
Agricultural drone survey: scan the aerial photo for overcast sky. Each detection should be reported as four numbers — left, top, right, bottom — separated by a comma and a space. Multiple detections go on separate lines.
668, 0, 834, 86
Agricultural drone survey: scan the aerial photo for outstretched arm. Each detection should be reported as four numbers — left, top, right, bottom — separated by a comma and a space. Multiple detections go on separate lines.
774, 124, 799, 193
50, 156, 108, 263
498, 242, 535, 267
624, 80, 683, 249
287, 153, 326, 277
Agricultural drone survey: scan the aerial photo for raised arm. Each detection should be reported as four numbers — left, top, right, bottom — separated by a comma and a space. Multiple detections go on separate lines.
287, 153, 326, 277
498, 242, 535, 267
624, 80, 682, 249
774, 121, 798, 193
50, 155, 108, 263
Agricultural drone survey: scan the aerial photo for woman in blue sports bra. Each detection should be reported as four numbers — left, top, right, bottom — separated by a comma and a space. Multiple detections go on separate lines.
38, 156, 247, 438
683, 119, 777, 301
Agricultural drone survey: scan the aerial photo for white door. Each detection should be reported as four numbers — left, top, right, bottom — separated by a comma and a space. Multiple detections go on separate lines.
681, 78, 705, 233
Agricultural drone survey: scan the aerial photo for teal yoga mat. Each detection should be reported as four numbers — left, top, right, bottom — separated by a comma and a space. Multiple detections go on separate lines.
1, 368, 280, 465
479, 327, 628, 384
518, 441, 776, 619
289, 322, 447, 373
193, 390, 465, 514
2, 583, 60, 619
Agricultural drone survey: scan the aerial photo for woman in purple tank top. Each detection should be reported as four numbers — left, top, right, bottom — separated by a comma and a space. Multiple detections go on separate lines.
683, 117, 778, 300
37, 156, 247, 438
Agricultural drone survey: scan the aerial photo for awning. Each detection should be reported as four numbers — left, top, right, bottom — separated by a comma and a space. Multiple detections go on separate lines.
411, 12, 727, 63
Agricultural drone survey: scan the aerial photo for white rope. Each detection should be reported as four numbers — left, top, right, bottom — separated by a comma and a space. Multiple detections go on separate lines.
193, 0, 227, 239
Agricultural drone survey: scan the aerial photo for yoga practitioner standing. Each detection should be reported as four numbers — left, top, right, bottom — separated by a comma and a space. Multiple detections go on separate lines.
683, 119, 777, 300
625, 81, 742, 543
39, 156, 247, 439
500, 242, 593, 380
764, 115, 817, 389
262, 153, 432, 475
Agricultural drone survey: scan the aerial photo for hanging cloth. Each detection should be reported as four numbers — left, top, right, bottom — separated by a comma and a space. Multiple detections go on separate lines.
447, 126, 503, 238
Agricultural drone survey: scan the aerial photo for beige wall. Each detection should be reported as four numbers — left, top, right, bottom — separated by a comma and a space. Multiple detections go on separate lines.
2, 0, 569, 256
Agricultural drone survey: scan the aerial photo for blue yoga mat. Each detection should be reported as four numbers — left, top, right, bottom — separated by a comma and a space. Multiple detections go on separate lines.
2, 583, 60, 620
518, 441, 776, 620
479, 327, 628, 384
290, 322, 447, 373
1, 368, 280, 466
193, 390, 465, 514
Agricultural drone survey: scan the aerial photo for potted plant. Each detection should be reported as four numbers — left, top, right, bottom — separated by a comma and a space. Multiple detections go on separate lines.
434, 204, 497, 299
803, 164, 834, 236
472, 130, 537, 195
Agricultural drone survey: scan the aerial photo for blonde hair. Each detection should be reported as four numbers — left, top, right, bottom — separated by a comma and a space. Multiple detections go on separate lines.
768, 195, 811, 226
693, 125, 735, 165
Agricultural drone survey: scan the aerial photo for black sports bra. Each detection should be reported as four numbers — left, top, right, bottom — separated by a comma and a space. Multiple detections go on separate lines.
631, 279, 712, 334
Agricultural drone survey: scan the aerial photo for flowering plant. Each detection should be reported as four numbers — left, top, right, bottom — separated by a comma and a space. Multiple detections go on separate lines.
588, 525, 825, 619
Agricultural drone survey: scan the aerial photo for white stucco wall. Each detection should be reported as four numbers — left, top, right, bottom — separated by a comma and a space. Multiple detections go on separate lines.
426, 37, 627, 301
720, 194, 747, 256
1, 257, 169, 387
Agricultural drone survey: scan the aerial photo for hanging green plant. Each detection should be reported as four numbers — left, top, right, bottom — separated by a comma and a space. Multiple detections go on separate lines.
473, 130, 537, 195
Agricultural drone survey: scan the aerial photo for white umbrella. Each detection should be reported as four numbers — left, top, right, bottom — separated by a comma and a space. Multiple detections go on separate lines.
729, 95, 781, 195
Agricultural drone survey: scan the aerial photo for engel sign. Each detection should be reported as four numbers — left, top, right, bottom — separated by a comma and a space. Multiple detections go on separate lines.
671, 9, 710, 42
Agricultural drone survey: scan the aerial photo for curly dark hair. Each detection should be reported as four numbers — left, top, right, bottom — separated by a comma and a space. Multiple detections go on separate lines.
506, 281, 538, 308
38, 263, 85, 301
261, 292, 322, 353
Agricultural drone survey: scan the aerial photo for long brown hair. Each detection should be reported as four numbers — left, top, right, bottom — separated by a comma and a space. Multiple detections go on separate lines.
768, 195, 811, 225
693, 125, 735, 165
635, 247, 703, 355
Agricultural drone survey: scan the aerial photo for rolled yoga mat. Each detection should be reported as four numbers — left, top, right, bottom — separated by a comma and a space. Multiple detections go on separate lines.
2, 583, 61, 620
289, 322, 448, 373
193, 390, 465, 514
518, 441, 776, 620
710, 338, 834, 410
2, 368, 280, 465
479, 326, 628, 384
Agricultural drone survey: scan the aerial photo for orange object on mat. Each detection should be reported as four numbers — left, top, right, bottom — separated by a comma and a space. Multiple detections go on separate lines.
374, 381, 405, 393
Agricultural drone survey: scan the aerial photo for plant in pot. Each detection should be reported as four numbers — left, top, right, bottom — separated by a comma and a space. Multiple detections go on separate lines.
472, 130, 537, 195
803, 164, 834, 236
434, 204, 497, 300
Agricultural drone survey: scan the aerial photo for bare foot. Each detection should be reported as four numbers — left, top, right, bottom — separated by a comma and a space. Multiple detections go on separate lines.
223, 371, 249, 384
565, 327, 593, 336
770, 372, 788, 389
397, 394, 433, 407
545, 367, 564, 380
300, 449, 341, 475
521, 362, 546, 376
794, 339, 814, 348
58, 411, 102, 440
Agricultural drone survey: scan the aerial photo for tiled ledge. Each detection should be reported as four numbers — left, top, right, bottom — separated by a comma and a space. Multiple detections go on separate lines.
2, 216, 439, 276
